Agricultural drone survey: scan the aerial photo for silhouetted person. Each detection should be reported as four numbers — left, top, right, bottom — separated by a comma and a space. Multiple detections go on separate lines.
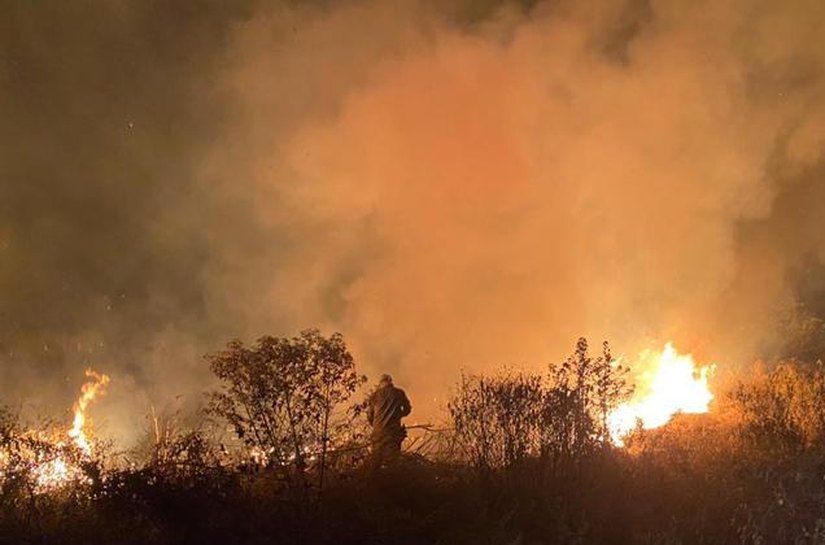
367, 374, 411, 467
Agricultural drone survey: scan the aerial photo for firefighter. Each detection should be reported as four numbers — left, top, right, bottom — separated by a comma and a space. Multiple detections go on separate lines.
366, 374, 411, 467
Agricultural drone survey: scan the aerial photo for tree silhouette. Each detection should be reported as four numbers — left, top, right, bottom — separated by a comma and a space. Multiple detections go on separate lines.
206, 329, 365, 489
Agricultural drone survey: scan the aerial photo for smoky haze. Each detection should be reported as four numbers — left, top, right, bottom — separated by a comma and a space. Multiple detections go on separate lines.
1, 0, 824, 444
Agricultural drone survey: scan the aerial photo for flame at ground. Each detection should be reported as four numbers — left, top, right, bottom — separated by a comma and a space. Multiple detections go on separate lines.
609, 343, 714, 446
29, 369, 110, 492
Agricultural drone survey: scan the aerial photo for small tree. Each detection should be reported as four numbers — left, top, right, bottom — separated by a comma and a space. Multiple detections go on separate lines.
547, 338, 632, 454
206, 329, 365, 489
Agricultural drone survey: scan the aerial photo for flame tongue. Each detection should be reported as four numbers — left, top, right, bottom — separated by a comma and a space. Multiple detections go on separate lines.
19, 368, 111, 493
609, 343, 714, 445
67, 369, 110, 456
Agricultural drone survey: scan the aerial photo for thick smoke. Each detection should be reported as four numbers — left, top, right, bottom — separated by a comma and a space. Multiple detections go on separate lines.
1, 0, 824, 442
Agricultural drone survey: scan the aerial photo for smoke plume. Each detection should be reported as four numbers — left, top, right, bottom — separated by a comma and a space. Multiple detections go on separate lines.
2, 0, 825, 442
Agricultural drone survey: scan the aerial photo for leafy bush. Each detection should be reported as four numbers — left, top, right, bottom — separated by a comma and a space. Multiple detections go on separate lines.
206, 329, 365, 489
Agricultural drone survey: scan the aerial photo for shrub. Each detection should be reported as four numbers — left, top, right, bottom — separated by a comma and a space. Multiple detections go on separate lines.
206, 329, 365, 490
544, 337, 631, 460
449, 371, 544, 470
449, 338, 631, 474
733, 360, 825, 454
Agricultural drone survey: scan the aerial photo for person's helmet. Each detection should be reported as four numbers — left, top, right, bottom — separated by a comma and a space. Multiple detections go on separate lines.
379, 374, 393, 385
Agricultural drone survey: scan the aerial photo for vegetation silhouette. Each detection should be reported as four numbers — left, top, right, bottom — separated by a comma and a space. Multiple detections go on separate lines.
4, 332, 825, 544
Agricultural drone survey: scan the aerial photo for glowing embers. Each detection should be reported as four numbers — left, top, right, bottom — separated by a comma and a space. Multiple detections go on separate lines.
609, 343, 714, 446
32, 450, 89, 492
0, 368, 109, 493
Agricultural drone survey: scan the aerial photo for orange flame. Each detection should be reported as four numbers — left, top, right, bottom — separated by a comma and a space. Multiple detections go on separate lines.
28, 368, 110, 492
67, 369, 110, 455
609, 343, 714, 446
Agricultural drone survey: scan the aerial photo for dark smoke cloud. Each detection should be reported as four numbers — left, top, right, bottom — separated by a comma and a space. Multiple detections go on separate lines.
1, 0, 824, 443
0, 0, 256, 437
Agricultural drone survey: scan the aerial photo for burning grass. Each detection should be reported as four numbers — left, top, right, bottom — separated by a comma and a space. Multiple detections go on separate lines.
0, 369, 109, 495
4, 334, 825, 545
609, 343, 715, 445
